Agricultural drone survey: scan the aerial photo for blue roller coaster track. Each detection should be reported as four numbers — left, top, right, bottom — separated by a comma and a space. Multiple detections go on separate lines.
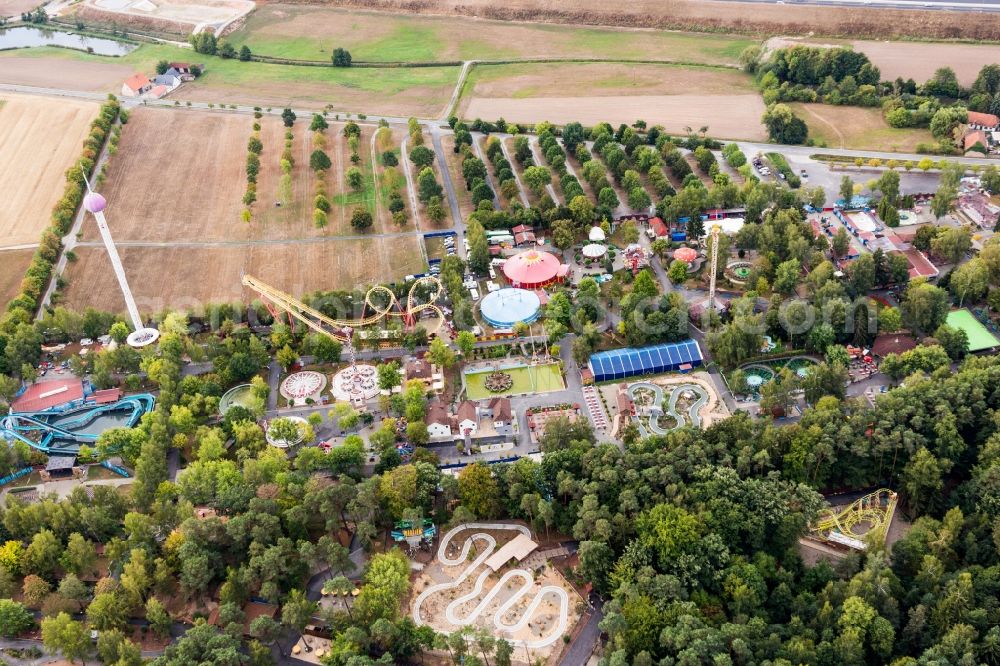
1, 394, 155, 455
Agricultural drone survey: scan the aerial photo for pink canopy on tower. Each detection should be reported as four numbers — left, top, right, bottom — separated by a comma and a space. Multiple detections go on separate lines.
502, 249, 564, 288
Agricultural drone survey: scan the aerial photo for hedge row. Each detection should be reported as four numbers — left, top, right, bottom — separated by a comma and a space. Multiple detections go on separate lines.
3, 97, 121, 330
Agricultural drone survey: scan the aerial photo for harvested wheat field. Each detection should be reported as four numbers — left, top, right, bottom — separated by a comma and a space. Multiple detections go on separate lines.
317, 0, 1000, 41
464, 94, 767, 141
0, 250, 35, 307
81, 106, 248, 243
0, 56, 132, 92
0, 0, 43, 15
0, 95, 97, 246
791, 103, 933, 152
853, 41, 1000, 87
62, 236, 427, 313
464, 62, 755, 99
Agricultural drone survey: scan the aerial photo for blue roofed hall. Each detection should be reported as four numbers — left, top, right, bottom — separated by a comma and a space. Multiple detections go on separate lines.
587, 340, 704, 382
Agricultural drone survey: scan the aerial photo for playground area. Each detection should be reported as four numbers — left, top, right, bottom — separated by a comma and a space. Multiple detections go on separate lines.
411, 522, 581, 660
736, 356, 819, 400
617, 372, 728, 436
464, 362, 564, 400
1, 390, 154, 455
947, 309, 1000, 352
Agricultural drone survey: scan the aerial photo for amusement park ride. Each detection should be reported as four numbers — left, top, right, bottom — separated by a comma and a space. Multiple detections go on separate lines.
241, 274, 445, 344
81, 182, 159, 348
242, 275, 446, 406
807, 489, 898, 551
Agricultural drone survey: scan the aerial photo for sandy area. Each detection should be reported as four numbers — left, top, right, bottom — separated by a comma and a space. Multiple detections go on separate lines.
464, 94, 767, 141
0, 94, 98, 246
85, 0, 253, 28
61, 237, 427, 314
0, 249, 35, 306
81, 106, 248, 243
0, 57, 131, 92
0, 0, 40, 15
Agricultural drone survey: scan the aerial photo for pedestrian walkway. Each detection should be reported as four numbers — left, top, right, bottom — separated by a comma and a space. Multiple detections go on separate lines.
581, 386, 608, 430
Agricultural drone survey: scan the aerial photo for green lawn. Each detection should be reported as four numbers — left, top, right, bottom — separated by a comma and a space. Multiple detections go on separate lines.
946, 309, 1000, 352
1, 44, 459, 115
226, 5, 756, 66
465, 363, 566, 400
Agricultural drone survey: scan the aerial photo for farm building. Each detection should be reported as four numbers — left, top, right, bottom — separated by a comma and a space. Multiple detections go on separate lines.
968, 111, 1000, 130
587, 339, 703, 382
121, 73, 152, 97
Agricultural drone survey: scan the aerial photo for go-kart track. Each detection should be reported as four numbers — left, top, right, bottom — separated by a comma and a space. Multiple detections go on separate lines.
628, 382, 710, 436
412, 523, 570, 650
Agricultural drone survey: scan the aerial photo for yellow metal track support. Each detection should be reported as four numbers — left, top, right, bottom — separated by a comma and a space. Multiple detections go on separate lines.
810, 489, 898, 549
241, 274, 445, 342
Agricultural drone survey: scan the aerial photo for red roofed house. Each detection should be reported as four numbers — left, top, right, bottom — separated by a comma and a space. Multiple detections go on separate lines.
648, 217, 669, 238
895, 248, 938, 280
121, 73, 152, 97
12, 379, 85, 413
968, 111, 1000, 130
147, 84, 169, 100
964, 130, 989, 154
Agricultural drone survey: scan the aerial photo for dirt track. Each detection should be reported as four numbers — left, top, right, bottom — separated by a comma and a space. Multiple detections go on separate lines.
0, 94, 98, 246
297, 0, 1000, 40
464, 93, 767, 140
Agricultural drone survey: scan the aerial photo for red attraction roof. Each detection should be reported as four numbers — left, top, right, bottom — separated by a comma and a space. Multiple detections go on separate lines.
673, 247, 698, 263
502, 249, 563, 287
12, 379, 84, 413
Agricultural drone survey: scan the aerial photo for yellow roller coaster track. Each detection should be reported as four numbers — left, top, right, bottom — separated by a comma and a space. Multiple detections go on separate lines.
809, 488, 898, 550
241, 274, 445, 343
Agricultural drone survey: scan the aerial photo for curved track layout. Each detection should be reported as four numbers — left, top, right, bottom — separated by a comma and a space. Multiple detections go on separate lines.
242, 275, 444, 343
413, 523, 570, 649
0, 394, 155, 455
628, 382, 709, 436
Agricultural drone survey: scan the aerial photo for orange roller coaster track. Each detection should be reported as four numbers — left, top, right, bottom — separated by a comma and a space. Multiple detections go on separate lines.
241, 275, 444, 343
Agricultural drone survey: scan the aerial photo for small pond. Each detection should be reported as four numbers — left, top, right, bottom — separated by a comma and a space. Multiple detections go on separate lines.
0, 26, 136, 56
